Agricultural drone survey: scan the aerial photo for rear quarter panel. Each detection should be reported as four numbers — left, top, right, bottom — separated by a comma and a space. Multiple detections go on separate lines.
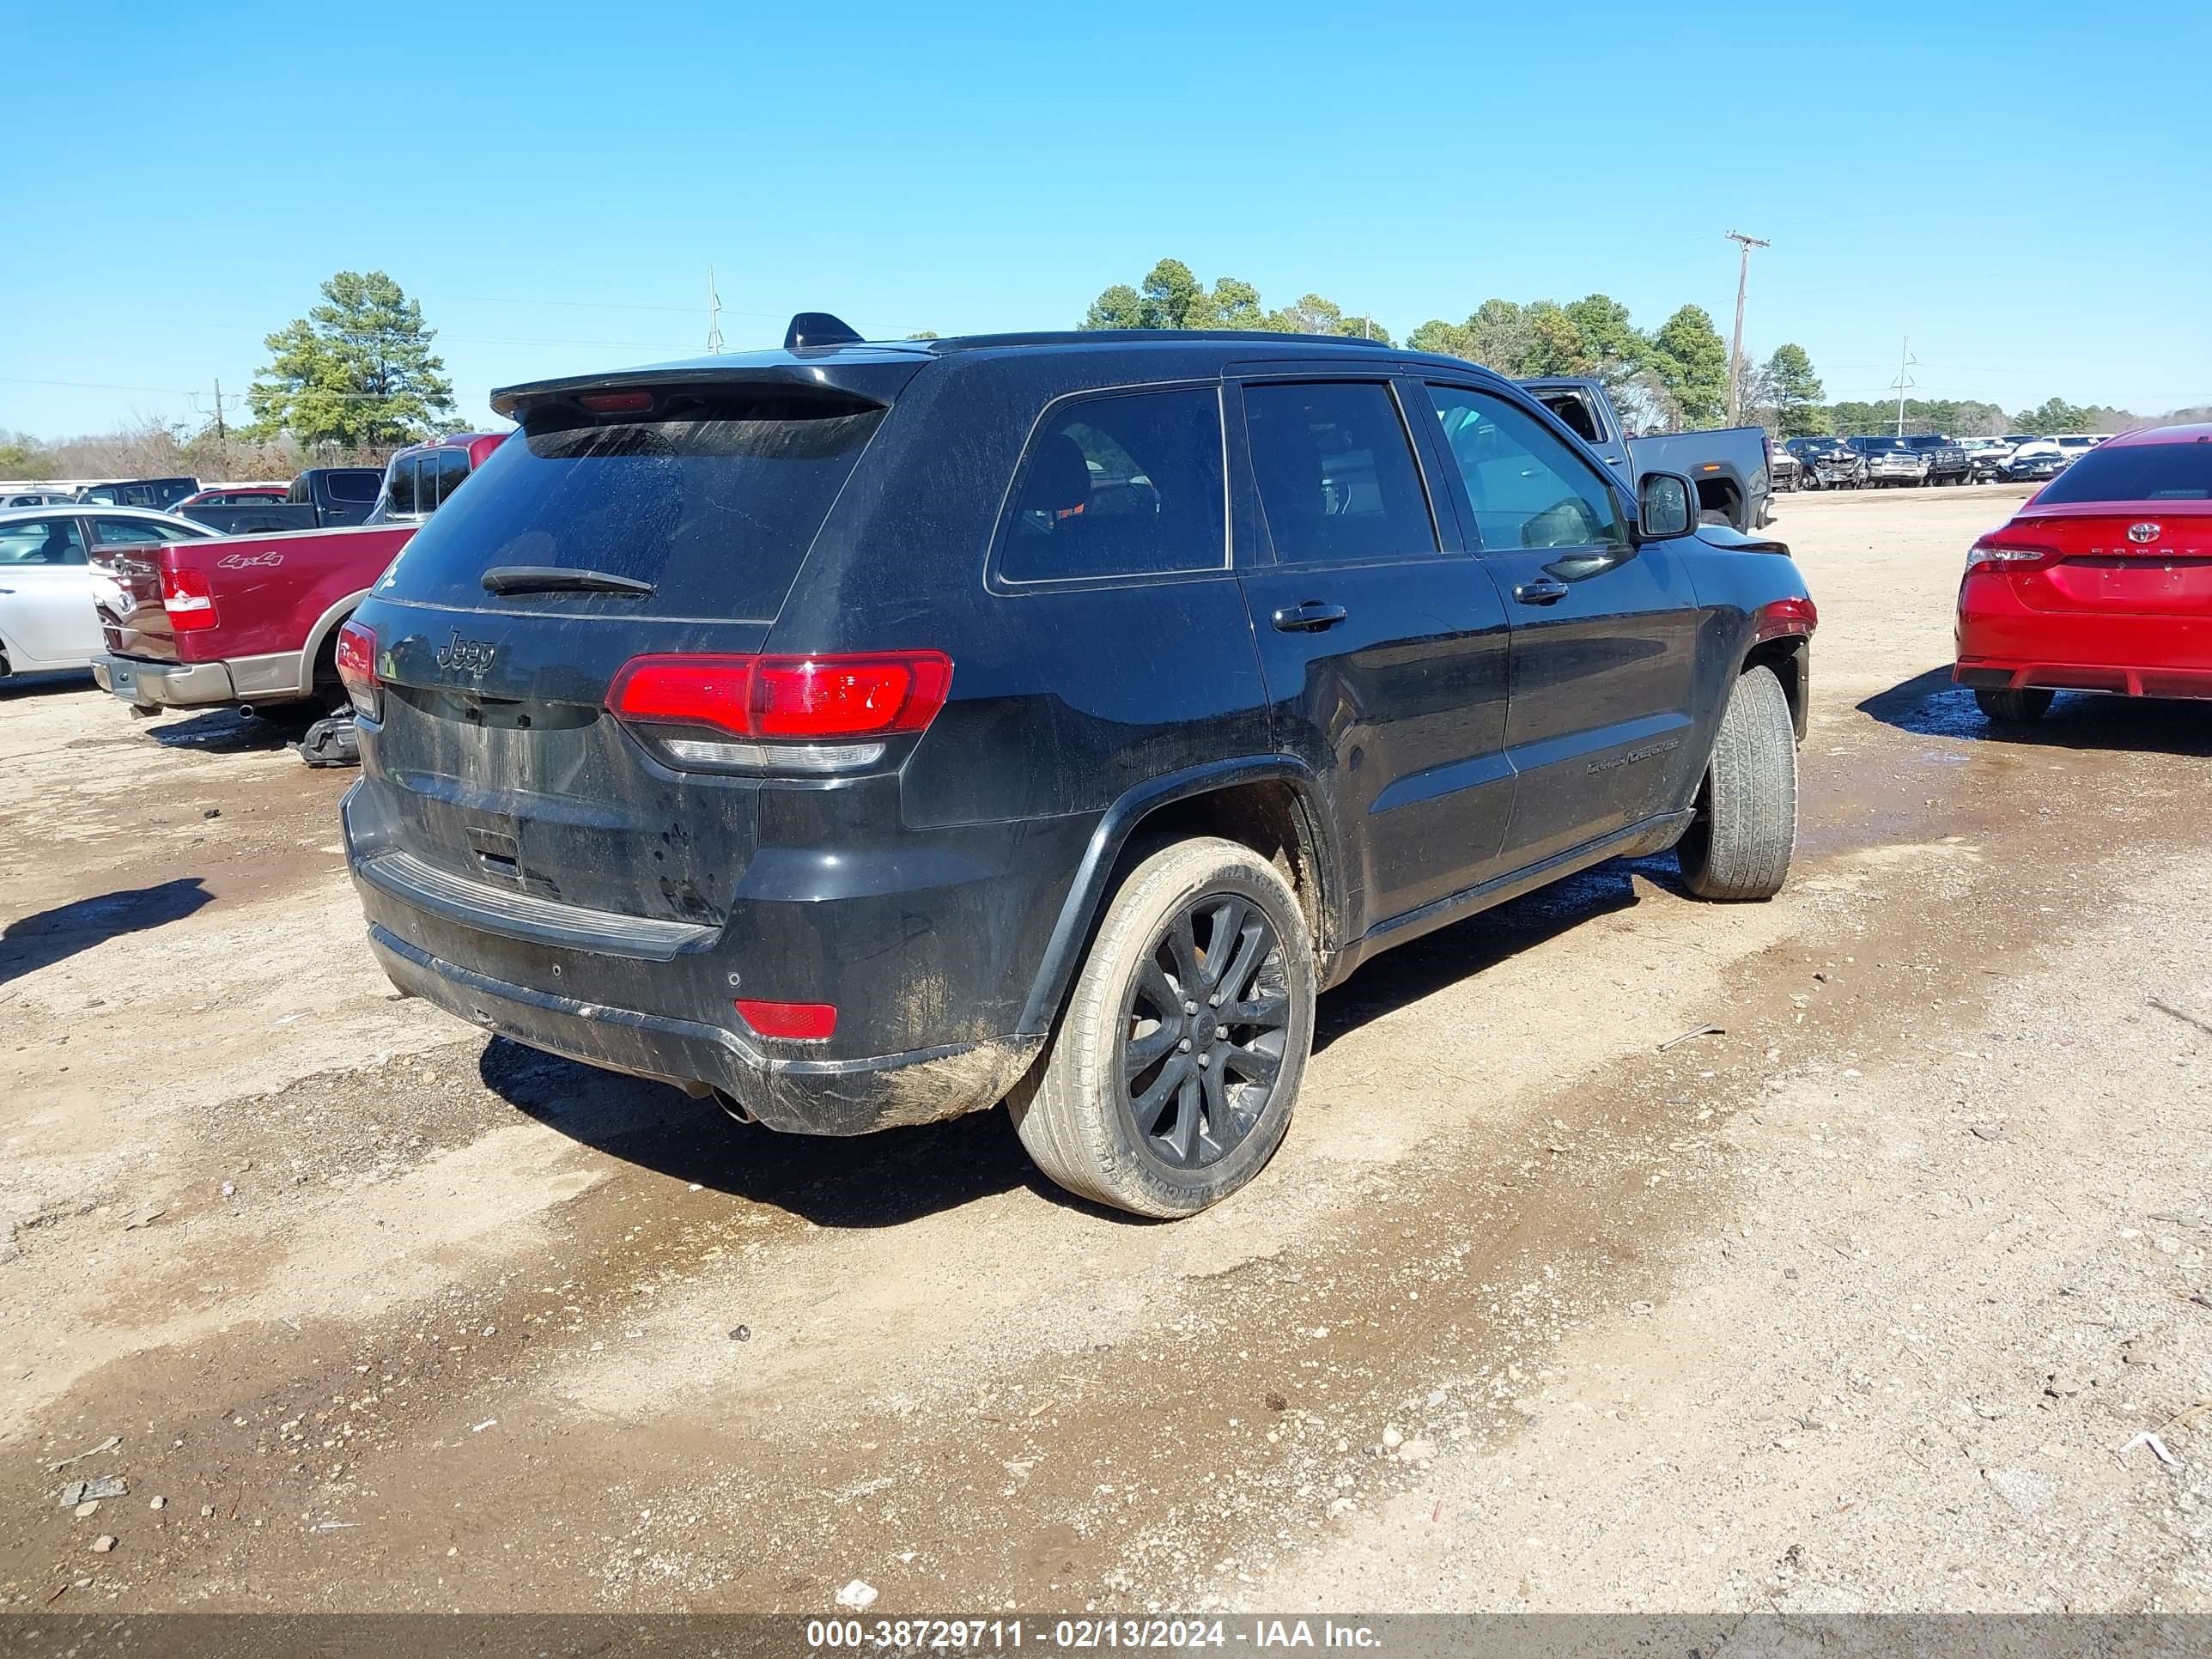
169, 523, 416, 665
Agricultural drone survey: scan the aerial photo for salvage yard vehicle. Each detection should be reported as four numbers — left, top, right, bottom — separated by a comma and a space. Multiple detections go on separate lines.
1905, 433, 1972, 485
1517, 376, 1774, 528
179, 465, 388, 536
2002, 441, 2069, 483
1769, 442, 1802, 492
75, 476, 200, 510
1848, 435, 1931, 488
1786, 435, 1867, 490
340, 317, 1817, 1218
1955, 421, 2212, 720
89, 435, 501, 757
2, 506, 217, 678
1962, 436, 2017, 481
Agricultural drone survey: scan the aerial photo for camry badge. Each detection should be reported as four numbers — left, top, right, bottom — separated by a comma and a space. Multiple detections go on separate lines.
2127, 522, 2160, 544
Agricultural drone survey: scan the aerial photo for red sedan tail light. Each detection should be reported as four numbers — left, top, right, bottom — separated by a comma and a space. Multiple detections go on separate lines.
1966, 531, 2062, 575
607, 650, 953, 773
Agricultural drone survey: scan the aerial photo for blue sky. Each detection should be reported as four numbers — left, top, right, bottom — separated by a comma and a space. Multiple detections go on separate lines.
6, 2, 2208, 438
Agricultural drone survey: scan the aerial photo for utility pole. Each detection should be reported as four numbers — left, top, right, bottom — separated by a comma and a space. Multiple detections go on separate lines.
1724, 230, 1770, 424
212, 378, 225, 444
1890, 337, 1917, 436
706, 266, 724, 356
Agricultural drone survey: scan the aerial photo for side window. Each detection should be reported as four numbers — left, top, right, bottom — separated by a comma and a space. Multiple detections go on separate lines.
1242, 381, 1437, 565
1425, 386, 1628, 552
433, 447, 471, 508
0, 517, 88, 564
326, 471, 379, 504
385, 455, 421, 517
1000, 386, 1225, 583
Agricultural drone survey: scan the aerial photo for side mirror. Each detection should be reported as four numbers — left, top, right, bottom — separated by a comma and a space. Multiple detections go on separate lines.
1636, 471, 1696, 540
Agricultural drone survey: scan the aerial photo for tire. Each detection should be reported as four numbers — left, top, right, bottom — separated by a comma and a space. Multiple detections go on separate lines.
1974, 687, 2053, 724
1678, 664, 1796, 902
1008, 836, 1316, 1218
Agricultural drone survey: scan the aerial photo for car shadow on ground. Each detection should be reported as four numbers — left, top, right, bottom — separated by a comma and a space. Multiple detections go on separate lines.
0, 876, 212, 987
1860, 665, 2212, 756
0, 670, 96, 701
144, 709, 301, 755
477, 859, 1656, 1227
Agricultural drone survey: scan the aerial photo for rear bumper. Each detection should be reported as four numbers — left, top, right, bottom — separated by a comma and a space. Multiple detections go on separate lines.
366, 923, 1042, 1135
1956, 577, 2212, 699
1955, 659, 2212, 699
93, 653, 235, 708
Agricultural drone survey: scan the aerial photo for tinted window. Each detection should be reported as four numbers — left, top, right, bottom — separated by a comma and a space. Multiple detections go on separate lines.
2034, 441, 2212, 503
1000, 388, 1224, 583
0, 516, 87, 564
433, 447, 471, 508
1243, 382, 1436, 564
388, 392, 885, 621
1425, 386, 1628, 551
384, 455, 421, 517
325, 470, 380, 503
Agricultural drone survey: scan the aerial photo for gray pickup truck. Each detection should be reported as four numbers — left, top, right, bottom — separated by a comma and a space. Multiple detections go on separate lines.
1520, 377, 1774, 530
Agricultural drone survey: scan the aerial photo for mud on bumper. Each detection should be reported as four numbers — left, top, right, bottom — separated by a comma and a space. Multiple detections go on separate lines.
367, 924, 1042, 1136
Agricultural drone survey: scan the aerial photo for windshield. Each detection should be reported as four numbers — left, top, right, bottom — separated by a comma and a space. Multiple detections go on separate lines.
1852, 437, 1910, 453
2033, 441, 2212, 503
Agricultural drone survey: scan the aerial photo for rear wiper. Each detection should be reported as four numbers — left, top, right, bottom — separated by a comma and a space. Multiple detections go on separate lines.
481, 565, 656, 598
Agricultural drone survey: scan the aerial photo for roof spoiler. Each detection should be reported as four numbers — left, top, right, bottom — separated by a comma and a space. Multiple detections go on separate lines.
785, 311, 865, 349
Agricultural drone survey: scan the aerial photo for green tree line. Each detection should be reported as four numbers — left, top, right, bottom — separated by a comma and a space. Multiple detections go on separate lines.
1074, 258, 2151, 439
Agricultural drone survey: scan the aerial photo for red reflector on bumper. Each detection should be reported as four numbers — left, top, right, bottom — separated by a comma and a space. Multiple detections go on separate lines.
735, 999, 837, 1041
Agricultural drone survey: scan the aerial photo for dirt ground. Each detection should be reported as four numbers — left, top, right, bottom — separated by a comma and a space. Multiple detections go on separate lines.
2, 483, 2207, 1617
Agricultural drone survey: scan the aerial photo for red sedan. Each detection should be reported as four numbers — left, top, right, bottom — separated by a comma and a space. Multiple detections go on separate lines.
1955, 422, 2212, 721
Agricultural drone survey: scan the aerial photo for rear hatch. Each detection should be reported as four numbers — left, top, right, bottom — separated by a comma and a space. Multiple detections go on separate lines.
350, 369, 914, 929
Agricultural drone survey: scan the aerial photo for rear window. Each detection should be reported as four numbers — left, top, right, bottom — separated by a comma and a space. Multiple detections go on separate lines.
386, 392, 884, 618
2034, 441, 2212, 503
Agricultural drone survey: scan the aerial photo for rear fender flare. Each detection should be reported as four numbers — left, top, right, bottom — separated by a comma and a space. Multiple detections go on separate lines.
1015, 757, 1340, 1039
298, 589, 373, 695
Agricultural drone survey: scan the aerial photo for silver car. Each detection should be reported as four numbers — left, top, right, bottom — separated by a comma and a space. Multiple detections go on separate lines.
0, 506, 216, 678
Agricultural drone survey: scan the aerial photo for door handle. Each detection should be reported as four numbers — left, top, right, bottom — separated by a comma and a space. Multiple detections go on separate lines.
1272, 600, 1348, 632
1513, 577, 1570, 605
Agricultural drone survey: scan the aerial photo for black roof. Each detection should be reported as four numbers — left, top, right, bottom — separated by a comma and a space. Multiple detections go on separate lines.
492, 316, 1472, 417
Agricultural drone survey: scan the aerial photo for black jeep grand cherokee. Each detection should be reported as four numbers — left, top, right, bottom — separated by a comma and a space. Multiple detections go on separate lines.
341, 316, 1816, 1217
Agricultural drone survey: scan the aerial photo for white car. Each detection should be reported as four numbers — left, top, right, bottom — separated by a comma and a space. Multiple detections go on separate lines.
0, 506, 217, 678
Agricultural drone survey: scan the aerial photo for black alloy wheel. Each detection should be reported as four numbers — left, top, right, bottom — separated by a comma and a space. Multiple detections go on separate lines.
1119, 892, 1290, 1170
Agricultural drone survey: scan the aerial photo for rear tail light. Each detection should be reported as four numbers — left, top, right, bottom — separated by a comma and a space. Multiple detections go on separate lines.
335, 619, 380, 718
1752, 595, 1818, 641
734, 998, 837, 1041
1966, 531, 2061, 574
160, 565, 218, 631
606, 651, 953, 773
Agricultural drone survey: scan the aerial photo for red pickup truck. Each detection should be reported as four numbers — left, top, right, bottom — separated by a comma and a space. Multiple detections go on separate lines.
92, 432, 503, 761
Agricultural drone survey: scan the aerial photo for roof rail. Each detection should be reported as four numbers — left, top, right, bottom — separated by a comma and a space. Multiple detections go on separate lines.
925, 328, 1395, 355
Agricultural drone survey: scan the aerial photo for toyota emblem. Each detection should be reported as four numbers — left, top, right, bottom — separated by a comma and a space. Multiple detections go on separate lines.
2127, 522, 2160, 544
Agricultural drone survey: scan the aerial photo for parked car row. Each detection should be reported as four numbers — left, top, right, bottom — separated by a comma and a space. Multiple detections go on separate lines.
1772, 431, 2115, 490
2, 437, 504, 771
